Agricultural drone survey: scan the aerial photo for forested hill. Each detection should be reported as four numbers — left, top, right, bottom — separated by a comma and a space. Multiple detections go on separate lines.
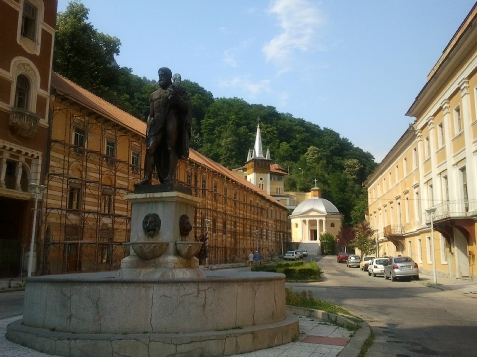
53, 1, 377, 226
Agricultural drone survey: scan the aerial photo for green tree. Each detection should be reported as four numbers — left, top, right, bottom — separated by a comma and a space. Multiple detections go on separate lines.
319, 232, 336, 255
351, 221, 375, 258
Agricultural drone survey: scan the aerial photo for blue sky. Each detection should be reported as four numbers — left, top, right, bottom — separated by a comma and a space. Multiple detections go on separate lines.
57, 0, 476, 162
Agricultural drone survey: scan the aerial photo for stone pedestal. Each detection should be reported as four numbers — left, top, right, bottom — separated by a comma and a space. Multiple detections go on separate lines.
118, 190, 204, 279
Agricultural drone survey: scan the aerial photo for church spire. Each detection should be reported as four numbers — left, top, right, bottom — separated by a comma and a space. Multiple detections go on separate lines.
253, 120, 264, 159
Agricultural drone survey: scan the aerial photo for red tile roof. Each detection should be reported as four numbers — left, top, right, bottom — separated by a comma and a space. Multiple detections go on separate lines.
50, 72, 284, 207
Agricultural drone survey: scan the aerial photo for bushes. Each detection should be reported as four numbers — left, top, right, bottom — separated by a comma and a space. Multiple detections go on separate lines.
251, 260, 321, 280
251, 265, 278, 272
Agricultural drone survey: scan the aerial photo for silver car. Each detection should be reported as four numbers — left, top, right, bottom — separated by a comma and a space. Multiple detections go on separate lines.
384, 256, 419, 281
368, 258, 388, 277
346, 255, 361, 268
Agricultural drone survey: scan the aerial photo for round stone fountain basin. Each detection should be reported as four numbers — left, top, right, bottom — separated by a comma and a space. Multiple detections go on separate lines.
126, 241, 168, 260
7, 270, 298, 357
175, 241, 203, 259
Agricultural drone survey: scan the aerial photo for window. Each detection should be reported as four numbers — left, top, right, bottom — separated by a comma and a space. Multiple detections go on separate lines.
413, 147, 418, 168
68, 186, 81, 210
15, 75, 30, 109
4, 161, 17, 190
403, 158, 407, 176
438, 122, 445, 148
440, 234, 448, 264
131, 151, 140, 173
102, 194, 112, 214
233, 190, 237, 207
276, 187, 281, 194
106, 139, 115, 157
405, 196, 410, 224
454, 106, 462, 134
428, 183, 434, 207
417, 238, 422, 263
223, 187, 228, 203
213, 182, 218, 201
212, 218, 217, 234
414, 187, 420, 221
425, 136, 430, 158
73, 127, 85, 148
330, 223, 335, 227
461, 167, 469, 212
186, 172, 192, 186
201, 178, 207, 196
407, 240, 412, 259
21, 1, 37, 40
223, 220, 227, 234
441, 175, 449, 202
395, 165, 399, 182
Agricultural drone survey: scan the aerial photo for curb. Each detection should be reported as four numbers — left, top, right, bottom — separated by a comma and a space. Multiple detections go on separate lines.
286, 306, 370, 357
0, 288, 25, 294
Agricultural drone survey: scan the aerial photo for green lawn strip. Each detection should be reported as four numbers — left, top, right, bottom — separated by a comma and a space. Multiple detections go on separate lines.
285, 288, 352, 316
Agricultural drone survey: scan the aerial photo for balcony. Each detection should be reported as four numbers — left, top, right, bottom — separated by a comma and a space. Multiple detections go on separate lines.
9, 107, 40, 138
383, 225, 404, 237
425, 200, 477, 224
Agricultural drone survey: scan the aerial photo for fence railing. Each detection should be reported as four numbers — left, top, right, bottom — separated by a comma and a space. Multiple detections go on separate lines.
383, 225, 405, 237
424, 200, 477, 224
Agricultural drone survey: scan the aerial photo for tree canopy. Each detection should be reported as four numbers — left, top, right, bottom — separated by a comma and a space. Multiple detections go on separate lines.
53, 1, 378, 226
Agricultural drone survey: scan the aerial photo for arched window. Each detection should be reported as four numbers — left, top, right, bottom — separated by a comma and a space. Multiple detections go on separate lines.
15, 75, 30, 109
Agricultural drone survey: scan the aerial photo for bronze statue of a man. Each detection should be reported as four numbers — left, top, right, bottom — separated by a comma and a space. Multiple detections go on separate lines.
136, 67, 191, 185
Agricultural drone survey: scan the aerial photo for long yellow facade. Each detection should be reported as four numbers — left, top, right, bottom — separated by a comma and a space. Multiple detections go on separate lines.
365, 4, 477, 279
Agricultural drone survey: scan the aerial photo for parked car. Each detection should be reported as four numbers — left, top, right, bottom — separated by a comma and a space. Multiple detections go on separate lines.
360, 256, 375, 271
284, 251, 299, 260
367, 258, 389, 277
384, 256, 419, 281
347, 255, 361, 268
301, 249, 308, 257
294, 250, 303, 259
337, 252, 349, 263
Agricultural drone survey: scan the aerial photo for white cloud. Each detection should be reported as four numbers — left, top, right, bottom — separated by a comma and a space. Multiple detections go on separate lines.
219, 76, 271, 98
223, 49, 238, 67
263, 0, 327, 72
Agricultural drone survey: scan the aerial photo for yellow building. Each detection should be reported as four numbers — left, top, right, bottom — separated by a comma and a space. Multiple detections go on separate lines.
40, 72, 289, 275
365, 4, 477, 279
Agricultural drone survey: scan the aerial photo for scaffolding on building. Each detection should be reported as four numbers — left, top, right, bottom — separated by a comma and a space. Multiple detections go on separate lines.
40, 103, 289, 275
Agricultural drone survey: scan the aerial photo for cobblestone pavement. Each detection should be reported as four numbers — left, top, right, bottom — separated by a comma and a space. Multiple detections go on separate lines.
1, 315, 351, 357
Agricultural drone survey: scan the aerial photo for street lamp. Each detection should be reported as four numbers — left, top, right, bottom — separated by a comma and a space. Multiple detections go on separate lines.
426, 207, 437, 285
375, 229, 379, 258
205, 219, 211, 267
280, 232, 284, 256
28, 182, 47, 277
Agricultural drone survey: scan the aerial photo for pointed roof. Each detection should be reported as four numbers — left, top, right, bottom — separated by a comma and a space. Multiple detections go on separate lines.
253, 123, 264, 159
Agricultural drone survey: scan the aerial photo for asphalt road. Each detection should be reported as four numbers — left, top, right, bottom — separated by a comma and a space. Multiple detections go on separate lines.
287, 255, 477, 357
0, 291, 24, 319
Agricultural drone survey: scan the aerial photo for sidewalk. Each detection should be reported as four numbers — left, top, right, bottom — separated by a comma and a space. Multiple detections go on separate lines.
414, 273, 477, 295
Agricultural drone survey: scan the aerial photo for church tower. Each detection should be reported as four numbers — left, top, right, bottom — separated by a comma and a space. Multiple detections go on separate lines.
245, 123, 272, 194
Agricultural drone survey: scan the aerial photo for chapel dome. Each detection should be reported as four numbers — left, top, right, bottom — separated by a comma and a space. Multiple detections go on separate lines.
290, 197, 340, 216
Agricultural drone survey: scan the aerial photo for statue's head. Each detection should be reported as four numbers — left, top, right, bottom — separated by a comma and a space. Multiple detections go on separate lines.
142, 213, 161, 238
172, 73, 181, 85
179, 214, 192, 237
158, 67, 172, 88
